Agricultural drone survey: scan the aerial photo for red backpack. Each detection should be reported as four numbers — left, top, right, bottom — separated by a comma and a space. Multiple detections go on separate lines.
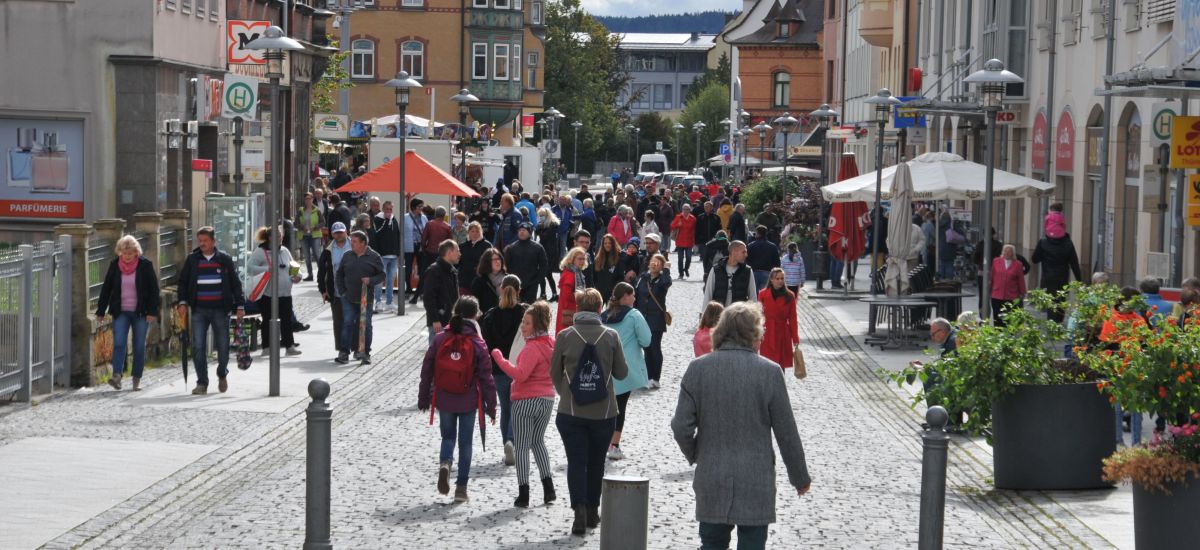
433, 333, 476, 394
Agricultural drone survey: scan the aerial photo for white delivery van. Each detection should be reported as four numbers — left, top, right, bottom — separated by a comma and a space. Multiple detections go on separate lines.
638, 153, 669, 175
479, 145, 542, 195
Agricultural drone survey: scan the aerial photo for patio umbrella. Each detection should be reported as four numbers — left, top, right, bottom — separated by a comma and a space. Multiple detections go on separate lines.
821, 152, 1055, 203
883, 162, 914, 296
335, 150, 480, 197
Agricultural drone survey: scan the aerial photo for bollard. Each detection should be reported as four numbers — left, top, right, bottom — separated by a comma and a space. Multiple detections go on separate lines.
918, 406, 950, 550
305, 379, 333, 550
599, 475, 649, 550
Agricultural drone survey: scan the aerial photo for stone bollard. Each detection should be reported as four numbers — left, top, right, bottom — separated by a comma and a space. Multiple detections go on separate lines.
918, 406, 950, 550
599, 475, 649, 550
305, 379, 333, 550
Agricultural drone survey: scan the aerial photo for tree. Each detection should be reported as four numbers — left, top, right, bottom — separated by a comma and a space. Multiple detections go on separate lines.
677, 82, 730, 171
310, 36, 353, 152
685, 52, 731, 104
634, 112, 671, 160
545, 0, 631, 175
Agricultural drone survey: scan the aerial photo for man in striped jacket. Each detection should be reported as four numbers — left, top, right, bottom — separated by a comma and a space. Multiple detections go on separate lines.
177, 226, 246, 395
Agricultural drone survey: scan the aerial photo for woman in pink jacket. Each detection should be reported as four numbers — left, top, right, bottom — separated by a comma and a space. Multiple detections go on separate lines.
490, 301, 557, 508
990, 244, 1027, 325
607, 205, 635, 247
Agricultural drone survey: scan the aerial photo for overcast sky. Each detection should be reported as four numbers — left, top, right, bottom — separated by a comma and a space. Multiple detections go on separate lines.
581, 0, 740, 17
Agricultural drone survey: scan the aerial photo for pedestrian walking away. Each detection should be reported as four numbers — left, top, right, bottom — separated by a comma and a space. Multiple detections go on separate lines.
419, 296, 498, 503
96, 234, 160, 392
556, 247, 590, 334
671, 302, 811, 550
480, 275, 527, 466
693, 301, 724, 358
704, 240, 757, 307
371, 200, 402, 312
634, 254, 672, 388
601, 282, 651, 461
336, 231, 385, 364
759, 268, 799, 370
489, 301, 558, 507
551, 289, 628, 536
423, 239, 462, 342
297, 192, 325, 281
247, 226, 303, 358
746, 226, 781, 292
537, 207, 563, 301
318, 222, 352, 355
176, 226, 246, 395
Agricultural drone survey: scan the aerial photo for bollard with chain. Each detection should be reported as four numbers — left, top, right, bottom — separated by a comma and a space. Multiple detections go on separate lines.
918, 406, 950, 550
305, 379, 333, 550
599, 475, 649, 550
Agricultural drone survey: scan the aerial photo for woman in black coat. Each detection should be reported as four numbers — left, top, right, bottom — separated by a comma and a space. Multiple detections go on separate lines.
634, 253, 672, 389
536, 208, 562, 301
470, 248, 508, 315
95, 235, 160, 391
479, 275, 528, 462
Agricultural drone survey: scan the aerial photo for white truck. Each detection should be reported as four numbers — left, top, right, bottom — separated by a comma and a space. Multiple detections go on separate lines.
366, 138, 456, 211
638, 153, 669, 174
478, 145, 542, 194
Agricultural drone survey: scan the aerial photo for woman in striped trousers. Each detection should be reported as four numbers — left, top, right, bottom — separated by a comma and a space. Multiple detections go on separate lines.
490, 301, 557, 507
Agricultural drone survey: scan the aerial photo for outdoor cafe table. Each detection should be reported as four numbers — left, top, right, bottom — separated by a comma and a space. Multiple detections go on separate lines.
912, 291, 976, 321
859, 296, 937, 350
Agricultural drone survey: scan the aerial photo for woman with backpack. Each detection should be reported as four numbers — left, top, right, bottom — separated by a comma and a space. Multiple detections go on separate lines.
489, 301, 557, 508
480, 275, 526, 467
601, 282, 651, 461
418, 296, 498, 503
634, 254, 672, 389
551, 288, 629, 536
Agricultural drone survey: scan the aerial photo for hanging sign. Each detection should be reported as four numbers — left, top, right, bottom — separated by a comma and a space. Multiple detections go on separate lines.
227, 20, 270, 65
1187, 174, 1200, 226
1171, 116, 1200, 169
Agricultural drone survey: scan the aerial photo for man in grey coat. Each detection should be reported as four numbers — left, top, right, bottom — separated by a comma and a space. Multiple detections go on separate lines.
671, 301, 811, 549
335, 230, 385, 364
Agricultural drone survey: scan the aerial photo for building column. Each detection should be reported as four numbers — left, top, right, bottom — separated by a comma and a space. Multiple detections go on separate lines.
53, 224, 97, 387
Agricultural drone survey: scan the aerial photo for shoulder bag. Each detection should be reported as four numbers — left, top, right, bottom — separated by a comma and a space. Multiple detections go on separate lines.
645, 277, 672, 326
249, 249, 272, 301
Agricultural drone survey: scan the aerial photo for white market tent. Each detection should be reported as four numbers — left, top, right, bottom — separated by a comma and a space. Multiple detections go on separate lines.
762, 165, 820, 178
821, 152, 1055, 203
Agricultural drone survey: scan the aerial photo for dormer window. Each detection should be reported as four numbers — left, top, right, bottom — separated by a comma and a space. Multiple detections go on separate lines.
777, 22, 790, 38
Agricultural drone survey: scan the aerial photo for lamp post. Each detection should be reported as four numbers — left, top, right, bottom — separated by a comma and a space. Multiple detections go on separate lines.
245, 25, 303, 397
633, 127, 641, 166
772, 112, 798, 198
737, 128, 749, 183
964, 59, 1023, 320
692, 121, 706, 174
753, 121, 770, 177
624, 123, 635, 164
864, 89, 902, 297
544, 106, 562, 181
570, 121, 582, 176
384, 70, 423, 316
809, 104, 839, 290
673, 122, 684, 171
449, 88, 479, 184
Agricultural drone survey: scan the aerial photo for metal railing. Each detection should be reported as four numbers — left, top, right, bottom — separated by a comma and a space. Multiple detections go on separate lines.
0, 237, 72, 401
87, 240, 114, 312
159, 227, 180, 286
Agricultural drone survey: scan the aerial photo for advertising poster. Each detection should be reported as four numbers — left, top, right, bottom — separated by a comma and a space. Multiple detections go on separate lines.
0, 117, 85, 220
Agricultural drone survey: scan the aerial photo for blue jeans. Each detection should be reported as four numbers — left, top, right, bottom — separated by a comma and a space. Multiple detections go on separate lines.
699, 522, 768, 550
439, 410, 476, 486
829, 258, 844, 286
676, 246, 693, 277
1116, 404, 1143, 445
191, 307, 230, 386
495, 372, 514, 444
752, 270, 768, 292
302, 235, 320, 277
376, 255, 398, 306
111, 311, 149, 379
340, 293, 374, 354
938, 258, 956, 279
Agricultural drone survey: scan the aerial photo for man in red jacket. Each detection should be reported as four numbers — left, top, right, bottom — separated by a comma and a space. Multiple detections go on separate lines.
413, 206, 454, 305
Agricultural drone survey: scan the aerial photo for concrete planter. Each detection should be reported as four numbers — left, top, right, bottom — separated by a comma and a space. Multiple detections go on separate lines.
1133, 476, 1200, 550
991, 382, 1116, 490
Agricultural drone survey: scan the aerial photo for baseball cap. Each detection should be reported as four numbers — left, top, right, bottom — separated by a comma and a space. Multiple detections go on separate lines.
331, 222, 347, 233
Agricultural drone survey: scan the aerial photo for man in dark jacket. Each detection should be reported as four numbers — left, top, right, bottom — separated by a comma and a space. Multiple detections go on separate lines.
371, 201, 402, 312
1032, 232, 1082, 323
336, 230, 385, 364
326, 193, 352, 233
317, 222, 352, 353
727, 204, 748, 243
176, 226, 245, 395
458, 222, 491, 293
504, 222, 548, 304
703, 240, 757, 306
656, 195, 675, 253
494, 194, 523, 250
694, 201, 721, 251
414, 206, 454, 305
423, 239, 461, 341
745, 225, 781, 291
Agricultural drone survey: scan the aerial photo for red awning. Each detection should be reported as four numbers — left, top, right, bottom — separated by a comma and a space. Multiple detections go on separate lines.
335, 151, 479, 197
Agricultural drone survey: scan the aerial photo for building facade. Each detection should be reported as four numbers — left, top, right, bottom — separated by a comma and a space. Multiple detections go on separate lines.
617, 33, 716, 118
339, 0, 545, 145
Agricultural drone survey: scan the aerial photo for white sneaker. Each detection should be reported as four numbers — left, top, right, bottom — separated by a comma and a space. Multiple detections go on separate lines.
647, 380, 660, 390
504, 441, 515, 466
607, 445, 625, 460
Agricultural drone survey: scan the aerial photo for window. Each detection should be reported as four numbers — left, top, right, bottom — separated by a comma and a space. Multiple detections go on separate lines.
401, 0, 423, 6
181, 0, 191, 14
351, 39, 375, 79
527, 51, 539, 84
196, 0, 205, 17
631, 85, 651, 110
653, 84, 673, 110
1124, 0, 1142, 32
531, 1, 542, 23
777, 22, 790, 38
514, 0, 522, 9
495, 0, 509, 8
773, 72, 791, 108
473, 43, 488, 79
494, 44, 510, 80
165, 0, 176, 11
401, 41, 424, 79
473, 0, 488, 6
680, 84, 690, 105
513, 45, 522, 83
1092, 0, 1110, 39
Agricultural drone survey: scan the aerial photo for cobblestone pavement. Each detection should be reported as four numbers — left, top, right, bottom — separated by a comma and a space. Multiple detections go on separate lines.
2, 278, 1116, 548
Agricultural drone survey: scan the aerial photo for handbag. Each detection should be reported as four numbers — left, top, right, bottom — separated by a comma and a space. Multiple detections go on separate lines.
945, 227, 966, 245
249, 249, 272, 301
792, 345, 807, 379
645, 278, 672, 326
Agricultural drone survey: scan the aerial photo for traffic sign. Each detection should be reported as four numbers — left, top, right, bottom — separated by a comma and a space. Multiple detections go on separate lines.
222, 74, 259, 120
1152, 102, 1178, 147
227, 20, 269, 65
1171, 116, 1200, 169
720, 143, 731, 162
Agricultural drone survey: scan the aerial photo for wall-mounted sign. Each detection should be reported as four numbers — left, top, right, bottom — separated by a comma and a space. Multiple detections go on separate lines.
313, 114, 350, 140
1186, 174, 1200, 226
996, 110, 1018, 125
1171, 115, 1200, 169
893, 97, 926, 129
242, 136, 266, 183
1031, 109, 1048, 171
1056, 108, 1075, 174
0, 118, 85, 219
227, 20, 270, 65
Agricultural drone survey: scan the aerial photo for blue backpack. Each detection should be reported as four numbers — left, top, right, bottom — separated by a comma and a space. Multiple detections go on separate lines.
568, 328, 609, 407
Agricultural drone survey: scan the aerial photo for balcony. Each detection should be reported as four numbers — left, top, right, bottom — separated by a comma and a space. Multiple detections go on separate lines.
859, 0, 893, 47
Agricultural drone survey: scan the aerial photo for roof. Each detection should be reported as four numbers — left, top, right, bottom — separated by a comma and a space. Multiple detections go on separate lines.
728, 0, 822, 46
616, 33, 717, 52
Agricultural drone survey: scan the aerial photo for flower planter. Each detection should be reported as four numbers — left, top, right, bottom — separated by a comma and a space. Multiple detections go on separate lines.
797, 241, 817, 280
991, 382, 1116, 490
1133, 477, 1200, 549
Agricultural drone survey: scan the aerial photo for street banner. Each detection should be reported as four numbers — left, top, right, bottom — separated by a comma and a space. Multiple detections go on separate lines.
222, 74, 259, 121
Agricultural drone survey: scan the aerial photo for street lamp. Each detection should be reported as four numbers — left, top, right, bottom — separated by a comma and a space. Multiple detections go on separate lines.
737, 110, 751, 181
383, 70, 423, 316
863, 88, 902, 296
692, 121, 706, 174
964, 59, 1023, 320
449, 88, 478, 184
809, 103, 839, 289
624, 123, 635, 164
772, 112, 798, 199
673, 122, 684, 171
245, 25, 303, 397
753, 120, 770, 176
571, 120, 583, 176
634, 127, 641, 166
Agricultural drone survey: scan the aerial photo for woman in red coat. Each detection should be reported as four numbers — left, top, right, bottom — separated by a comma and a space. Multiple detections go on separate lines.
555, 247, 590, 333
989, 244, 1027, 325
669, 204, 697, 279
758, 267, 799, 369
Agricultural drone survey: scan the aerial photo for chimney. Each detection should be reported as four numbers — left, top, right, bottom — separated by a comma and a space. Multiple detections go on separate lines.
691, 31, 699, 41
